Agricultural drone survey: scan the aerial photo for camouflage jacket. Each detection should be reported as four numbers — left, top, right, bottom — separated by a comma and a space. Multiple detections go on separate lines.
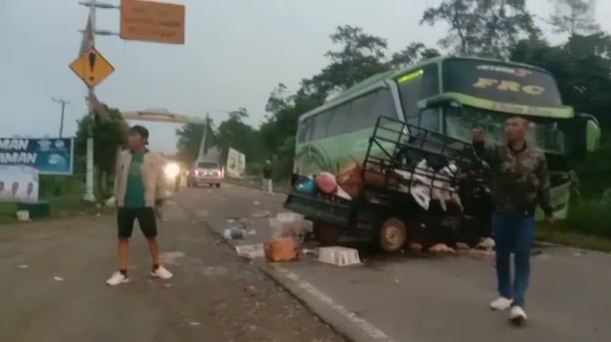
474, 141, 553, 215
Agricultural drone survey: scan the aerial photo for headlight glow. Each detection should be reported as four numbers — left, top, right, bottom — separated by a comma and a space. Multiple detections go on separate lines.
164, 162, 180, 179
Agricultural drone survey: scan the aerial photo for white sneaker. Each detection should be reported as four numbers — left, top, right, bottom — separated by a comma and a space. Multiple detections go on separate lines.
490, 297, 513, 311
106, 271, 129, 286
509, 306, 527, 325
151, 265, 173, 280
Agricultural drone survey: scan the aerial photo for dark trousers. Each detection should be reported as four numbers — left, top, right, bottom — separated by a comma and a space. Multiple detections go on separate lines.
493, 210, 535, 307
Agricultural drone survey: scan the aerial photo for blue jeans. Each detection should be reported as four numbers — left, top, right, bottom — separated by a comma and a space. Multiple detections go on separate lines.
492, 210, 535, 307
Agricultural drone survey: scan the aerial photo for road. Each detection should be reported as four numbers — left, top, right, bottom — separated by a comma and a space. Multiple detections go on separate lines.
2, 184, 611, 342
0, 189, 342, 342
182, 184, 611, 342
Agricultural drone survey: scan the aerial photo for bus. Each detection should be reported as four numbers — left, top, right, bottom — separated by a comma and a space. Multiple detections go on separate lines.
293, 56, 601, 220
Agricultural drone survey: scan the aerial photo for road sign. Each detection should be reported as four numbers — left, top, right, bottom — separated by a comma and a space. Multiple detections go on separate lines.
69, 48, 114, 88
120, 0, 185, 44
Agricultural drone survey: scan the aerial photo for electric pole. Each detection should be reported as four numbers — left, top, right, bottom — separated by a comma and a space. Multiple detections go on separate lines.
197, 113, 210, 162
52, 98, 70, 138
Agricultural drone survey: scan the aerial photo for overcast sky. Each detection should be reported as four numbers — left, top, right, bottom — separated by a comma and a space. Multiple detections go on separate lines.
1, 0, 609, 153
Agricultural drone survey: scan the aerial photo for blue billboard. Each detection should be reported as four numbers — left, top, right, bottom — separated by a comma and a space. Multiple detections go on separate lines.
0, 138, 74, 175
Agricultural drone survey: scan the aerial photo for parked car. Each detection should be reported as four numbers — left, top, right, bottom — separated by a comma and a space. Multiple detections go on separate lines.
187, 161, 224, 188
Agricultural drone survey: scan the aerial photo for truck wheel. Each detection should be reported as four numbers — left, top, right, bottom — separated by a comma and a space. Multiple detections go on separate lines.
313, 222, 341, 246
379, 217, 407, 253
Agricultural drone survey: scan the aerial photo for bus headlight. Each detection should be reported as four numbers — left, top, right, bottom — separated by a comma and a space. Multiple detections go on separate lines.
164, 162, 180, 180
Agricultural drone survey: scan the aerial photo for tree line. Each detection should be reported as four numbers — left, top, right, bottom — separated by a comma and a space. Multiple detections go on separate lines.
78, 0, 611, 198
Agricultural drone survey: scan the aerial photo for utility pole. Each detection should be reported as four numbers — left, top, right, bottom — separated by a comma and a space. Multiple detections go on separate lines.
78, 0, 117, 202
52, 98, 70, 138
197, 113, 210, 162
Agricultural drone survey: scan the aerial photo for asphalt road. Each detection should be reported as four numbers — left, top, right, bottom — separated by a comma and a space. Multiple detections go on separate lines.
181, 184, 611, 342
3, 184, 610, 342
0, 190, 342, 342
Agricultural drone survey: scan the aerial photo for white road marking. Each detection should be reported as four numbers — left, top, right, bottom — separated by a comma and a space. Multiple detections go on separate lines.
275, 267, 396, 342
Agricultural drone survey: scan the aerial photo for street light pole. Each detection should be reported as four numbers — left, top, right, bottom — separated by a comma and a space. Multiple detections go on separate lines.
52, 97, 70, 138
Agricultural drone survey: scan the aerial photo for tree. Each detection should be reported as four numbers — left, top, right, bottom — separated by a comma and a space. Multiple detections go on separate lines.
216, 109, 266, 164
389, 42, 441, 68
175, 119, 215, 163
421, 0, 539, 59
549, 0, 599, 37
75, 106, 129, 194
511, 33, 611, 125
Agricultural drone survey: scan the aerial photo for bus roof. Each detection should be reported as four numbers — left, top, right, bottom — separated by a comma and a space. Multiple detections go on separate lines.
300, 56, 554, 122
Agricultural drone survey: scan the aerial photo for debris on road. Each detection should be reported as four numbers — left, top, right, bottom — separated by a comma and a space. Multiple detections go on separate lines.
408, 242, 424, 253
244, 285, 257, 296
53, 276, 64, 282
223, 227, 245, 240
270, 213, 307, 244
253, 201, 260, 206
160, 251, 186, 265
246, 228, 257, 236
302, 248, 317, 256
195, 209, 209, 218
574, 252, 583, 257
235, 243, 265, 259
16, 210, 30, 222
265, 237, 299, 262
429, 243, 456, 254
318, 247, 361, 267
456, 242, 470, 251
17, 264, 29, 269
251, 210, 271, 218
477, 237, 495, 250
188, 321, 201, 327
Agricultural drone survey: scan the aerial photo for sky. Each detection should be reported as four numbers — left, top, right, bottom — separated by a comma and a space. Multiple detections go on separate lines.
1, 0, 609, 153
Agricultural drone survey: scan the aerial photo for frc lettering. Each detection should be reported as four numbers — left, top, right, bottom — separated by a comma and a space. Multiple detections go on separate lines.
472, 78, 545, 95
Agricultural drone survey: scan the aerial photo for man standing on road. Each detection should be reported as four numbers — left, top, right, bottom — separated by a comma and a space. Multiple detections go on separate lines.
106, 125, 173, 286
473, 117, 554, 325
263, 160, 273, 194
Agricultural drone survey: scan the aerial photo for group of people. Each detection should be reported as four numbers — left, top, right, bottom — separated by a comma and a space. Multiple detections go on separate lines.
109, 118, 552, 326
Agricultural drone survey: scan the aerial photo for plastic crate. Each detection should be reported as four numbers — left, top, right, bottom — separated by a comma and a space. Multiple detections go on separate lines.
318, 247, 361, 267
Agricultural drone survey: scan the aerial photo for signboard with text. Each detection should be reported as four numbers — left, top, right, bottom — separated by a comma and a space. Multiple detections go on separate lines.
0, 138, 74, 175
120, 0, 186, 44
226, 148, 245, 178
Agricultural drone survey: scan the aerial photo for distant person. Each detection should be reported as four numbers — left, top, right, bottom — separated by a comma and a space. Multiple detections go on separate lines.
0, 181, 5, 198
106, 125, 173, 286
262, 160, 273, 194
473, 117, 554, 325
11, 182, 19, 198
26, 182, 34, 199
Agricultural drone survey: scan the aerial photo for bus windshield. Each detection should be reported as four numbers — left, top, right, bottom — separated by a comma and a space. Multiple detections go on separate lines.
445, 106, 566, 154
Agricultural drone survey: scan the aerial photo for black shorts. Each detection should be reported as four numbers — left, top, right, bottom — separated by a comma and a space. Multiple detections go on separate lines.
117, 207, 157, 239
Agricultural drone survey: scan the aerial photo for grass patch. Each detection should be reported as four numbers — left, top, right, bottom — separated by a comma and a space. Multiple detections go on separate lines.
536, 223, 611, 253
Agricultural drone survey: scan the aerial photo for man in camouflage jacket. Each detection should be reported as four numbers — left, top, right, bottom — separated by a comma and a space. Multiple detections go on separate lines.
473, 117, 554, 325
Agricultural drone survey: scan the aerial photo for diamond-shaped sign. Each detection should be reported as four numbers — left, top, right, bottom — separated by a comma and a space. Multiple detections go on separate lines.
69, 48, 114, 88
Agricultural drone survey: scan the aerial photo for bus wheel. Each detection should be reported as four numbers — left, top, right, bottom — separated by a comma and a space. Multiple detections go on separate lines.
313, 222, 341, 246
379, 217, 407, 253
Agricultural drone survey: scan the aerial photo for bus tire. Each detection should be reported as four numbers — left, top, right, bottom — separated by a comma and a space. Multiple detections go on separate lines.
379, 217, 407, 253
313, 222, 341, 246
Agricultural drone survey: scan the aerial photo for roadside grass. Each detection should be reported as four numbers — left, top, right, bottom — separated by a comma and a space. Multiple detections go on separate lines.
224, 176, 290, 194
536, 223, 611, 253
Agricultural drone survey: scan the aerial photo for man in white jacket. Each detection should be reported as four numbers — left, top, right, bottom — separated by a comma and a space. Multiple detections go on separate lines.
106, 125, 173, 286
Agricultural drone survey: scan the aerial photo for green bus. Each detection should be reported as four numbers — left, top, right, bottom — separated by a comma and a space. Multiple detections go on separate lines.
294, 56, 601, 219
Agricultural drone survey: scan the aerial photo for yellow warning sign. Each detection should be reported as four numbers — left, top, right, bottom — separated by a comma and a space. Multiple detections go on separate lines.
69, 48, 114, 88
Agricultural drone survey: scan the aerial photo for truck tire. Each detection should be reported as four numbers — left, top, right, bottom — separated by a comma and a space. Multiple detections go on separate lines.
313, 221, 341, 246
379, 217, 407, 253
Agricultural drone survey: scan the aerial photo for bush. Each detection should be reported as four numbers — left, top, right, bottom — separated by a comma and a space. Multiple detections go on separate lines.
567, 197, 611, 238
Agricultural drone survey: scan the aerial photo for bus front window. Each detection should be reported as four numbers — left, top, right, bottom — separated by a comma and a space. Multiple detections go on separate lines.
444, 106, 566, 154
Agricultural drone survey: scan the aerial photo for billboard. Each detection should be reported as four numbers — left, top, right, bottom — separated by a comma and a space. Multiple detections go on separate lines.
226, 148, 245, 178
0, 165, 39, 202
0, 138, 74, 175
